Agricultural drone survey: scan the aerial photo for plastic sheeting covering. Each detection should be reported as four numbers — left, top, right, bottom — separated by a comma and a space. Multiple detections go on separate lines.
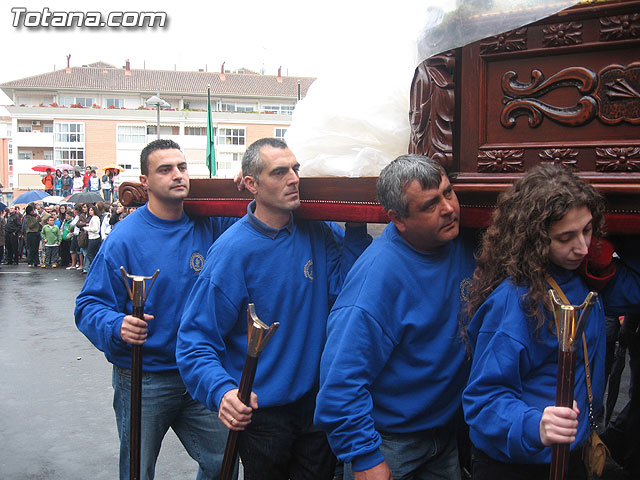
287, 0, 583, 177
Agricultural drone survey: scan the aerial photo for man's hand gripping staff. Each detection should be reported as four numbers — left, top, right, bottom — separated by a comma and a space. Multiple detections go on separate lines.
220, 303, 279, 480
120, 266, 160, 480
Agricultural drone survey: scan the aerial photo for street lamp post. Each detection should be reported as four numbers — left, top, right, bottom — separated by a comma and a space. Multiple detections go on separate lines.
145, 90, 170, 139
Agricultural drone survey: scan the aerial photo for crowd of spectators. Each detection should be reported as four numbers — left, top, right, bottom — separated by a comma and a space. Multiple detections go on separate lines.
40, 166, 121, 201
0, 200, 134, 272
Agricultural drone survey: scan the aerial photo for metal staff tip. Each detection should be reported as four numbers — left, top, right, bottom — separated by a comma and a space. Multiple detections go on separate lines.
120, 266, 160, 308
246, 303, 279, 358
549, 289, 597, 351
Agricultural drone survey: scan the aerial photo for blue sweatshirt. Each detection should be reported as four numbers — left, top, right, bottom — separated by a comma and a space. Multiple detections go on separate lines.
176, 201, 371, 411
74, 205, 237, 372
315, 223, 477, 472
463, 260, 640, 464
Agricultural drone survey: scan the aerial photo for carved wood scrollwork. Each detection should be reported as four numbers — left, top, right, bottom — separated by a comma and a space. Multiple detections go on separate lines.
500, 63, 640, 128
477, 149, 524, 172
600, 14, 640, 41
538, 148, 579, 170
595, 147, 640, 172
480, 28, 528, 54
409, 52, 455, 170
500, 67, 597, 128
119, 182, 148, 207
542, 22, 583, 47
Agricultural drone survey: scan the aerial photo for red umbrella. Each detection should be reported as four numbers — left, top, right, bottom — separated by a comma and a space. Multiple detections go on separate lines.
31, 164, 55, 173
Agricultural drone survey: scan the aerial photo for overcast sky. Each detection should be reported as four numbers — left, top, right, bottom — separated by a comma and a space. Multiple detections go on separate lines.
0, 0, 453, 105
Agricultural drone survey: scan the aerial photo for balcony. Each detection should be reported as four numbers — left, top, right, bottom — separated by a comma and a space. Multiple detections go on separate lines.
13, 131, 54, 148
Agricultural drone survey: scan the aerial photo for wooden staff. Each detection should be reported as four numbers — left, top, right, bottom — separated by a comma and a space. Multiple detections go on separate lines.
120, 267, 160, 480
548, 288, 596, 480
220, 303, 279, 480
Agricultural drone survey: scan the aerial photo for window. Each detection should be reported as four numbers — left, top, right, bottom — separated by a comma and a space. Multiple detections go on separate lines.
75, 97, 94, 107
9, 158, 13, 166
216, 152, 242, 172
275, 128, 287, 140
185, 127, 206, 136
43, 124, 53, 133
221, 103, 255, 113
59, 96, 74, 107
54, 147, 85, 167
119, 164, 133, 170
262, 105, 295, 115
8, 141, 12, 154
44, 151, 53, 161
55, 123, 85, 143
218, 128, 245, 146
117, 125, 146, 143
18, 125, 32, 133
146, 125, 172, 136
58, 96, 94, 107
18, 151, 33, 160
107, 98, 125, 109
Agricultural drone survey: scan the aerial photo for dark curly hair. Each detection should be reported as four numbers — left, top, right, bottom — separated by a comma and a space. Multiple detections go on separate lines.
463, 164, 605, 335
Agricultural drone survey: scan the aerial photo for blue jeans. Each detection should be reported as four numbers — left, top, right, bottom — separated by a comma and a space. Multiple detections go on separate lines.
112, 366, 231, 480
345, 425, 460, 480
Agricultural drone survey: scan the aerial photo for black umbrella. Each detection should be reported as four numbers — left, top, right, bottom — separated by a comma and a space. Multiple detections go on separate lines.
67, 191, 105, 204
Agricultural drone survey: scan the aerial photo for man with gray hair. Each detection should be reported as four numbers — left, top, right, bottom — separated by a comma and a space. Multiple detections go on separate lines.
315, 154, 477, 479
176, 137, 371, 480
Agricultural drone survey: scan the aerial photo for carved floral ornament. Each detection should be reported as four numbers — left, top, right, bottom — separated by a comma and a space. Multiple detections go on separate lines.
480, 28, 528, 54
542, 22, 583, 47
595, 147, 640, 172
477, 149, 524, 172
538, 149, 579, 170
600, 14, 640, 41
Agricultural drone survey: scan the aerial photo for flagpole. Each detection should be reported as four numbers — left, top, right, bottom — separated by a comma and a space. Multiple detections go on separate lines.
207, 85, 213, 179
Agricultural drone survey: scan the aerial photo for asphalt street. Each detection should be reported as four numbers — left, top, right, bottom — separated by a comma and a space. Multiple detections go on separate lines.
0, 263, 198, 479
0, 259, 632, 479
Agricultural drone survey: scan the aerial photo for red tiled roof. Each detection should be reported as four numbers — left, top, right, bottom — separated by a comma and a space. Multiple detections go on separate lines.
1, 61, 316, 99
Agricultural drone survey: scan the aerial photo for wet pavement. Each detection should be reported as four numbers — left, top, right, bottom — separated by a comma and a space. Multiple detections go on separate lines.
0, 259, 633, 479
0, 263, 197, 479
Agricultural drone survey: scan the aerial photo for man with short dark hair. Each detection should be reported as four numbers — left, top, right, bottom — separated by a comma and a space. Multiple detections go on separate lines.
61, 169, 73, 197
42, 168, 54, 195
88, 170, 101, 193
75, 139, 236, 480
5, 206, 22, 264
176, 138, 371, 480
315, 154, 477, 480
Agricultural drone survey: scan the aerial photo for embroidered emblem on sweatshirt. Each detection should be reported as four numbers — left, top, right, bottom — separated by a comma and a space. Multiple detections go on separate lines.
190, 252, 205, 273
304, 259, 313, 281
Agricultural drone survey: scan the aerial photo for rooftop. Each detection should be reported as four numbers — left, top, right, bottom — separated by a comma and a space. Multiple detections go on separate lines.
1, 61, 316, 99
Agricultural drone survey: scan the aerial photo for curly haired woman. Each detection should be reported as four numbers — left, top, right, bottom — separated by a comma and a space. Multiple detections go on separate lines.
461, 165, 640, 480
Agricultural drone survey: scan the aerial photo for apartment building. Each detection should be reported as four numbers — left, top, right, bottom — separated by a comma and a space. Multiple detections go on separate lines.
0, 60, 315, 201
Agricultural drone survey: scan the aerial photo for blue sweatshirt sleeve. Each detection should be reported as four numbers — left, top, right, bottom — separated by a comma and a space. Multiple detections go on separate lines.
316, 305, 395, 471
463, 297, 546, 462
601, 246, 640, 316
324, 223, 371, 303
176, 271, 241, 411
74, 251, 128, 357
